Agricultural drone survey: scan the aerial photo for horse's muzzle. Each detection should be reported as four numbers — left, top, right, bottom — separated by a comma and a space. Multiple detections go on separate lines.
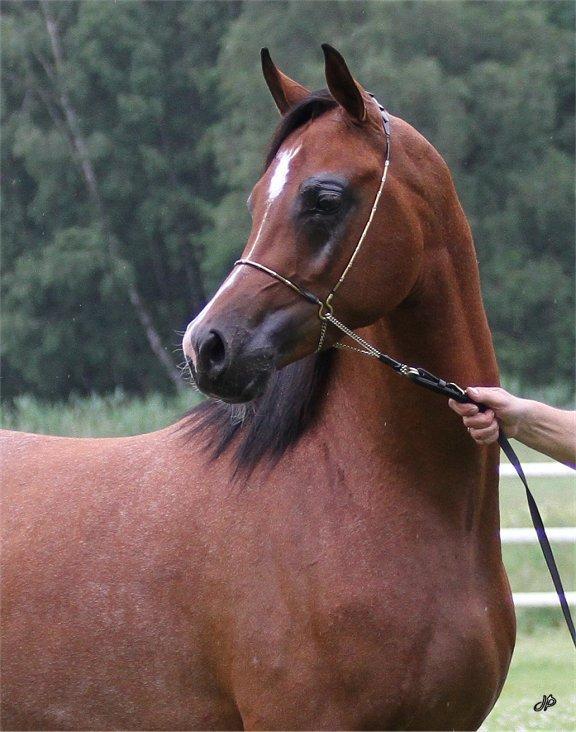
183, 324, 273, 403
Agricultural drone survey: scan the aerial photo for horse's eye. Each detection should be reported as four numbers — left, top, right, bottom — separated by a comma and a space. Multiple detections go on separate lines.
315, 192, 341, 213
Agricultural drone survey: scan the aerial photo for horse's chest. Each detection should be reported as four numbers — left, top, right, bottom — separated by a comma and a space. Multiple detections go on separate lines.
229, 570, 506, 730
217, 476, 512, 729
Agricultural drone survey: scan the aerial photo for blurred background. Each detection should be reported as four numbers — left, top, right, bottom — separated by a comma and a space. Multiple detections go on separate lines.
1, 2, 574, 728
2, 0, 574, 404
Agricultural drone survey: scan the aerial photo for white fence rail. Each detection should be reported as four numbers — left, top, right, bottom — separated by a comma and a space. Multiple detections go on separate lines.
501, 527, 576, 543
513, 592, 576, 607
499, 462, 574, 477
500, 461, 574, 607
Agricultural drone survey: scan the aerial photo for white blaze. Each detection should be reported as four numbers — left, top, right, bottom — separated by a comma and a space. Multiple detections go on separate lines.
246, 144, 301, 258
268, 145, 300, 200
182, 267, 246, 364
183, 143, 302, 361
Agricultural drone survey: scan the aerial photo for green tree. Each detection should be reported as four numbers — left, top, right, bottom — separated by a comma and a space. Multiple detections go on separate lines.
2, 0, 239, 397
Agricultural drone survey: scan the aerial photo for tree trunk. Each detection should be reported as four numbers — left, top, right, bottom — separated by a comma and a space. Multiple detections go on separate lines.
40, 0, 183, 389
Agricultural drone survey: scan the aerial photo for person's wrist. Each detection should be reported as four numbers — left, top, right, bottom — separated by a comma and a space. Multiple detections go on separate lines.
509, 397, 535, 440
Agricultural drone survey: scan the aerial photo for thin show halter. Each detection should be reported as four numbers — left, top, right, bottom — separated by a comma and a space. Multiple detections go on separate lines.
235, 98, 461, 392
234, 97, 576, 648
236, 95, 393, 358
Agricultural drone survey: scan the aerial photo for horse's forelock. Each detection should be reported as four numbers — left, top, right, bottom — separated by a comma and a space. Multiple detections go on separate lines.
264, 90, 338, 169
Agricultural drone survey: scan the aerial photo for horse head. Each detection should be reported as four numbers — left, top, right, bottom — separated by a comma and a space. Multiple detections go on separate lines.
183, 45, 422, 403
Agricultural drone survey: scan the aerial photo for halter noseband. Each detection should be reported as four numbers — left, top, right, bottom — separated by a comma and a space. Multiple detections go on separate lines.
234, 94, 391, 353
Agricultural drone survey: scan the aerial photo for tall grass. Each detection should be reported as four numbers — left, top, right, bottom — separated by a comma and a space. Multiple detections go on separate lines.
500, 375, 575, 410
1, 389, 202, 437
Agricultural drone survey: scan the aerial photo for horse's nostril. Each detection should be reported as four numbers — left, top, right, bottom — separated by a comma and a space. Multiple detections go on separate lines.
198, 330, 227, 372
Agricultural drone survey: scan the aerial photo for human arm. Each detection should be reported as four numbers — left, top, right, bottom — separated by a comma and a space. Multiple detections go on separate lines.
448, 387, 576, 468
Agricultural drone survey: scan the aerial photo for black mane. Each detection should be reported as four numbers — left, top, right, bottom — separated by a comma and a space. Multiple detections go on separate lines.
180, 91, 339, 475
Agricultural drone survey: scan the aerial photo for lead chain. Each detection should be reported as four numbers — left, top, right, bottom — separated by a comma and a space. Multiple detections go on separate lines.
333, 342, 375, 357
323, 313, 383, 360
316, 319, 328, 353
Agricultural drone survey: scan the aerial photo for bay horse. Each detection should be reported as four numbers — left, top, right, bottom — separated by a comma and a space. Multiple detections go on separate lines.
1, 45, 515, 730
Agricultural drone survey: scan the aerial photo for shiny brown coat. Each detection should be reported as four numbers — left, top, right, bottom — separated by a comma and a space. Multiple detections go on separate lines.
1, 46, 515, 730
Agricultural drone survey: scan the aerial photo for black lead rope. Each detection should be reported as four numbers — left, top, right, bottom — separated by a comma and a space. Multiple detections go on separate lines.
404, 365, 576, 648
498, 432, 576, 647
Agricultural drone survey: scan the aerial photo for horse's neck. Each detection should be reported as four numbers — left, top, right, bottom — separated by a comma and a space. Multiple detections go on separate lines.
314, 230, 500, 529
380, 244, 498, 387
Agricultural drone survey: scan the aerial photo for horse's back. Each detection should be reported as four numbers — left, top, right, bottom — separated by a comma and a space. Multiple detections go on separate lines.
1, 426, 241, 731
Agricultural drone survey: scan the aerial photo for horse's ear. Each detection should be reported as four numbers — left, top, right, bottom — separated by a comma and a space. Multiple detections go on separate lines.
322, 44, 366, 123
261, 48, 310, 115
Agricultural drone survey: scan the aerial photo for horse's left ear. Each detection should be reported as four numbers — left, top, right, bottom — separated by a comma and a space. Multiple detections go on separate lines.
261, 48, 311, 115
322, 44, 367, 123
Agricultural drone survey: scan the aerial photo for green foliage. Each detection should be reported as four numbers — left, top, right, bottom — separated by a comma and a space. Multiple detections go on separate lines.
1, 388, 199, 436
2, 0, 239, 397
1, 0, 573, 398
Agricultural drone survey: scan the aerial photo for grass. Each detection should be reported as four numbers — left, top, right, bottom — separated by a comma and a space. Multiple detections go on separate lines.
481, 627, 576, 731
0, 389, 201, 437
499, 376, 574, 414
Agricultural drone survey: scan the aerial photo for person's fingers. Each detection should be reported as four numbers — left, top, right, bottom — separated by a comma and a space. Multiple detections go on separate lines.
448, 399, 479, 417
462, 410, 495, 429
469, 422, 499, 444
466, 386, 510, 411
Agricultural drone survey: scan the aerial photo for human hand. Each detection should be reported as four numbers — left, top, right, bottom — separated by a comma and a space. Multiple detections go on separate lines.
448, 386, 528, 445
